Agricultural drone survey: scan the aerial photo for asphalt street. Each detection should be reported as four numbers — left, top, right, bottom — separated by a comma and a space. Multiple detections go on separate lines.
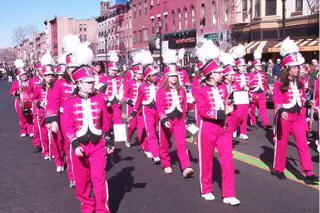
0, 79, 319, 213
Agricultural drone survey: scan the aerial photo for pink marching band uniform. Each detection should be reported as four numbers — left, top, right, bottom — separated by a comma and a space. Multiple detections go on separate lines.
195, 59, 238, 201
123, 64, 142, 143
131, 65, 160, 158
63, 66, 113, 213
191, 61, 205, 127
233, 71, 250, 134
45, 73, 76, 184
100, 62, 123, 124
33, 66, 64, 166
10, 72, 33, 136
156, 66, 192, 173
125, 69, 134, 83
178, 68, 190, 86
272, 41, 315, 178
249, 69, 270, 126
29, 62, 43, 148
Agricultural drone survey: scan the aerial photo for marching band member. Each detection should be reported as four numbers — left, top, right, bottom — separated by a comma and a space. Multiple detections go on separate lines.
177, 48, 191, 87
10, 59, 33, 137
45, 34, 81, 188
29, 61, 43, 151
195, 41, 240, 205
249, 50, 271, 130
33, 56, 64, 171
314, 77, 319, 151
128, 50, 160, 162
272, 37, 317, 182
56, 53, 68, 80
156, 62, 194, 177
63, 43, 113, 212
232, 45, 250, 139
100, 51, 124, 124
123, 54, 143, 148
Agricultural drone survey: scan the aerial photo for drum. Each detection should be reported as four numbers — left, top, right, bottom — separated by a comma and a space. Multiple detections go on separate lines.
233, 91, 249, 105
20, 93, 32, 115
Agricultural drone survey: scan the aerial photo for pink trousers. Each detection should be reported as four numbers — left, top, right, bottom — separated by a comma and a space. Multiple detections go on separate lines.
142, 106, 160, 158
250, 92, 270, 126
15, 99, 33, 135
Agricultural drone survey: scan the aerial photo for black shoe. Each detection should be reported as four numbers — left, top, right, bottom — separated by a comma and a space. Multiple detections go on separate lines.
271, 170, 286, 180
33, 146, 42, 153
264, 125, 272, 130
305, 175, 319, 184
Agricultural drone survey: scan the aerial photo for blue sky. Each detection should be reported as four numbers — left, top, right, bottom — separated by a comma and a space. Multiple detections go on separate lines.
0, 0, 120, 48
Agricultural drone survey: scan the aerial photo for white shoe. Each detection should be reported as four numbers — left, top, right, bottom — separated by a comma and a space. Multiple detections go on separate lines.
44, 155, 50, 160
153, 157, 161, 164
233, 131, 237, 138
315, 140, 319, 146
164, 167, 173, 174
307, 141, 311, 145
223, 197, 241, 206
20, 133, 26, 138
29, 133, 34, 138
239, 134, 248, 140
144, 151, 153, 159
125, 141, 131, 148
202, 193, 215, 200
56, 166, 64, 173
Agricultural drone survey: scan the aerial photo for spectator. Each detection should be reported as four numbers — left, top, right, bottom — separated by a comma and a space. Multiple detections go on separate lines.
266, 59, 274, 76
272, 58, 281, 79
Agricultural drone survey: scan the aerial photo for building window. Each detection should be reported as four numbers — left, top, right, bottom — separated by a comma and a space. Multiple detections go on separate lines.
224, 0, 229, 22
139, 30, 143, 42
139, 3, 142, 16
79, 35, 83, 42
151, 18, 155, 34
157, 0, 160, 5
83, 24, 87, 32
164, 14, 168, 32
266, 0, 276, 15
201, 3, 206, 17
212, 1, 216, 24
144, 29, 148, 41
255, 0, 261, 17
172, 11, 176, 32
79, 24, 82, 32
184, 8, 188, 29
84, 35, 87, 41
191, 6, 195, 28
133, 31, 137, 43
178, 9, 181, 31
145, 1, 148, 14
296, 0, 303, 11
133, 5, 136, 18
157, 16, 161, 33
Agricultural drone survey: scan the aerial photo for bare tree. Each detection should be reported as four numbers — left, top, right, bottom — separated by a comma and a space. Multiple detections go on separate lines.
12, 27, 28, 45
26, 24, 38, 37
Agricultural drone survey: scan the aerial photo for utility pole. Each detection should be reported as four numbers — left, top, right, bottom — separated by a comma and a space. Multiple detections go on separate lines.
282, 0, 286, 39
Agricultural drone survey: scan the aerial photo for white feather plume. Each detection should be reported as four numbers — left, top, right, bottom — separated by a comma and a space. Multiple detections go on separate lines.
232, 45, 246, 59
163, 49, 178, 65
108, 50, 119, 63
41, 53, 54, 66
219, 51, 235, 67
140, 50, 154, 66
63, 34, 81, 54
177, 48, 185, 60
58, 53, 67, 64
73, 42, 94, 66
297, 53, 305, 65
14, 59, 24, 69
254, 50, 262, 60
203, 40, 220, 61
280, 37, 299, 57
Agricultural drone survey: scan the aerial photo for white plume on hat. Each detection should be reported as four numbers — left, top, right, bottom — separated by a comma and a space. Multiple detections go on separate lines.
108, 50, 119, 63
219, 51, 235, 67
140, 50, 154, 66
73, 42, 94, 66
195, 45, 206, 62
254, 50, 262, 60
63, 34, 81, 54
297, 53, 305, 65
280, 37, 299, 57
163, 49, 178, 65
14, 59, 24, 69
58, 53, 67, 64
196, 40, 220, 62
41, 53, 54, 66
177, 48, 185, 60
232, 45, 246, 60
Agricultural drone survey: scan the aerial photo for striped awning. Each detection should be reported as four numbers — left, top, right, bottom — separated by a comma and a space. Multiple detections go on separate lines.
268, 38, 320, 52
229, 40, 278, 54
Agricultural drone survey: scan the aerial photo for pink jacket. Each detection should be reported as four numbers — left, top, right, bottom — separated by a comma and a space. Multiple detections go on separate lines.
249, 72, 268, 92
99, 75, 123, 103
63, 94, 112, 150
10, 80, 30, 98
191, 75, 204, 97
45, 79, 75, 122
178, 69, 190, 86
124, 79, 141, 106
195, 83, 229, 121
156, 87, 187, 121
133, 81, 159, 111
234, 73, 250, 89
29, 76, 42, 98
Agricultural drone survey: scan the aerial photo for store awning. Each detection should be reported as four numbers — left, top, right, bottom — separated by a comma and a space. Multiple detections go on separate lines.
229, 40, 278, 54
268, 38, 320, 52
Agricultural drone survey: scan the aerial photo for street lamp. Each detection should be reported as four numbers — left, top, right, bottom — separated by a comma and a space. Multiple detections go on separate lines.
282, 0, 286, 39
158, 18, 163, 71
